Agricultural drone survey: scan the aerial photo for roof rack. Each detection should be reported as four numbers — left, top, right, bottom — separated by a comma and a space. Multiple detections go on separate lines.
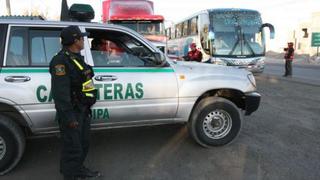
0, 15, 45, 20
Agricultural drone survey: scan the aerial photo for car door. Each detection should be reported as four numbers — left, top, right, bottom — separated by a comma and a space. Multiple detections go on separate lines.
0, 25, 64, 133
84, 27, 179, 126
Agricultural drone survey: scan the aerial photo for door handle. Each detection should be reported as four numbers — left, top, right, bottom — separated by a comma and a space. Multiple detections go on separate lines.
5, 76, 31, 82
94, 75, 118, 82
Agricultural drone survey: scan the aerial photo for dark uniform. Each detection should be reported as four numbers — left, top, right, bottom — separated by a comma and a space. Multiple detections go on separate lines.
186, 49, 203, 62
49, 26, 99, 180
284, 42, 294, 77
184, 43, 202, 62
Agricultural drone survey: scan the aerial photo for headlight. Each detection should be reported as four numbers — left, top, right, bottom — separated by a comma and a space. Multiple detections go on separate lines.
247, 73, 256, 87
256, 59, 265, 66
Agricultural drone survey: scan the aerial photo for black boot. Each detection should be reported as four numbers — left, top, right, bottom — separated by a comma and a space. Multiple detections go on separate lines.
64, 175, 78, 180
78, 166, 101, 178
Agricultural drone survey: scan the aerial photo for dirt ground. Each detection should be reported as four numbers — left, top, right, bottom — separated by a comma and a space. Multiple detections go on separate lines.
2, 76, 320, 180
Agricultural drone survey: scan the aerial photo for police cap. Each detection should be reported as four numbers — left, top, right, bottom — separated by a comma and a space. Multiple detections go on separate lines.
60, 25, 89, 45
190, 43, 196, 48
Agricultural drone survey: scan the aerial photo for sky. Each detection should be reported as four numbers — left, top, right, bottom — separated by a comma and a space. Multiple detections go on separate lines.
1, 0, 320, 51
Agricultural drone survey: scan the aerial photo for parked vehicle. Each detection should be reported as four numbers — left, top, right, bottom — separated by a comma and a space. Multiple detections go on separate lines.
0, 6, 260, 175
102, 0, 167, 53
166, 8, 275, 73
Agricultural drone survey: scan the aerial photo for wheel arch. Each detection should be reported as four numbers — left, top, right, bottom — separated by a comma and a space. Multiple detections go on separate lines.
188, 88, 245, 122
0, 101, 32, 136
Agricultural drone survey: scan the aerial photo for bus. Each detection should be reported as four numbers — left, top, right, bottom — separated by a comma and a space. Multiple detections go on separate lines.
102, 0, 166, 53
166, 8, 275, 73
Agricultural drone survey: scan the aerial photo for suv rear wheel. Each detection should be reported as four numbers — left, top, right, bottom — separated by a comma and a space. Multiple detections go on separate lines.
0, 115, 25, 175
188, 97, 242, 147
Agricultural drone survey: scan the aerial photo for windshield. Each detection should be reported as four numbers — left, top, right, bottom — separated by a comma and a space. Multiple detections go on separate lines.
209, 11, 265, 57
114, 21, 165, 36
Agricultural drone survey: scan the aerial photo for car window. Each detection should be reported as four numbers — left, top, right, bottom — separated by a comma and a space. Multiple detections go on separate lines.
89, 37, 128, 67
29, 29, 61, 66
6, 27, 62, 67
86, 28, 158, 67
6, 27, 28, 66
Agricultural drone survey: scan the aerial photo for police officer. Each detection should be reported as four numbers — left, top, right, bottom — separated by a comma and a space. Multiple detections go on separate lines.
283, 42, 295, 77
183, 43, 203, 62
49, 25, 100, 180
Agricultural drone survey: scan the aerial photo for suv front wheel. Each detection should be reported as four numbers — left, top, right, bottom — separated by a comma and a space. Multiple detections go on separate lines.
0, 115, 25, 175
188, 97, 242, 147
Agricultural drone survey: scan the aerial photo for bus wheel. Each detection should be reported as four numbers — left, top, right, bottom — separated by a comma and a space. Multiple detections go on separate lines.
0, 115, 25, 175
188, 97, 242, 147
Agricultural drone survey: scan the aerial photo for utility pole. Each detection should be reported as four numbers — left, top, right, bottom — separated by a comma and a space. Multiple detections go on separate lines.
6, 0, 12, 16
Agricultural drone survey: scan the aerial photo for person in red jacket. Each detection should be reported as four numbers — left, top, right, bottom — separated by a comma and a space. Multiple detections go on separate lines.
283, 42, 294, 77
184, 43, 203, 62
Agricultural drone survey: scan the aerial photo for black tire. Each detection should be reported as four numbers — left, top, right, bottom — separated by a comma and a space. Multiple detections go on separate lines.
188, 97, 242, 147
0, 115, 25, 175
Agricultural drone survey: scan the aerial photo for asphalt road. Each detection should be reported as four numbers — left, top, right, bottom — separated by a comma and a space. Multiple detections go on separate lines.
263, 62, 320, 86
2, 77, 320, 180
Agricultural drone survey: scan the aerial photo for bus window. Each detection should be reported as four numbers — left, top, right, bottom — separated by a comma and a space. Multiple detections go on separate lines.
170, 27, 175, 39
199, 13, 210, 52
182, 21, 189, 37
209, 11, 265, 56
165, 28, 171, 40
176, 23, 182, 38
190, 17, 198, 35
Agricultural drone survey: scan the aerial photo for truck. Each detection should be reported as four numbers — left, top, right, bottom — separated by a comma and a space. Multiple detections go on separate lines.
102, 0, 167, 53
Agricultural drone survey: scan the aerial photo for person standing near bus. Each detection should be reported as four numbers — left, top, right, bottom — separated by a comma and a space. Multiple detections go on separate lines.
184, 43, 203, 62
283, 42, 294, 77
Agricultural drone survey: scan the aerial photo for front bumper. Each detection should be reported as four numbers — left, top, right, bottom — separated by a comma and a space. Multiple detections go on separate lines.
236, 64, 265, 73
247, 64, 265, 73
244, 92, 261, 115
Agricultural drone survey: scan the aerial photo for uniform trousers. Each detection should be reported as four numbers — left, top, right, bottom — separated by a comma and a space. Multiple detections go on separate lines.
285, 59, 292, 76
58, 106, 91, 177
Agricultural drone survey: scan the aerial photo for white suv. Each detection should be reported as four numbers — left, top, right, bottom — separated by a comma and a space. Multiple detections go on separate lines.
0, 19, 260, 175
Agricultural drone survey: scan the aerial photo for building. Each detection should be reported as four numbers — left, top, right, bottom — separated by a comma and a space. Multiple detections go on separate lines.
289, 12, 320, 56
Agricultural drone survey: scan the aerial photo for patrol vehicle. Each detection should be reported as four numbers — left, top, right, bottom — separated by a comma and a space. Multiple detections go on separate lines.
0, 6, 260, 175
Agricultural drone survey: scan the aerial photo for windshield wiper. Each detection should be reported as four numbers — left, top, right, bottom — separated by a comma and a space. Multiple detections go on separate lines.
229, 25, 242, 56
228, 26, 255, 56
242, 34, 255, 56
229, 37, 240, 56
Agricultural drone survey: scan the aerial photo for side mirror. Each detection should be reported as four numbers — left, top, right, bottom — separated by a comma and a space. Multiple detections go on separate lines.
154, 52, 166, 66
260, 23, 275, 39
208, 31, 215, 40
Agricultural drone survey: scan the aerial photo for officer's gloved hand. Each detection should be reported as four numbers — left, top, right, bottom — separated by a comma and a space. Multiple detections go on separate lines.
68, 121, 79, 129
183, 56, 190, 61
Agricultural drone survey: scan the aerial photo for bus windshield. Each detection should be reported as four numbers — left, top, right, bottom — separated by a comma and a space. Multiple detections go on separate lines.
209, 11, 265, 57
114, 21, 165, 36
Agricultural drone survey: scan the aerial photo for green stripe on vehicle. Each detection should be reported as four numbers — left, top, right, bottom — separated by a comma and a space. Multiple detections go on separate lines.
0, 68, 174, 73
0, 68, 49, 73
